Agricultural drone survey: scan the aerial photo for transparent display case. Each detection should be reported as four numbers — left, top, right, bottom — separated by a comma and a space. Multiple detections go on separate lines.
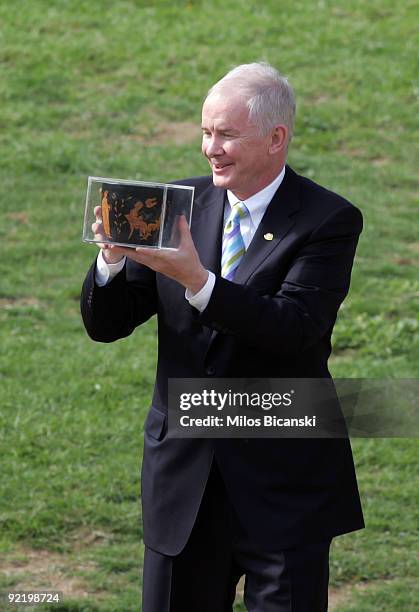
82, 176, 194, 250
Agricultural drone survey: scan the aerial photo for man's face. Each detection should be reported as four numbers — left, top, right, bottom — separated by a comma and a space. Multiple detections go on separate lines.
201, 92, 278, 200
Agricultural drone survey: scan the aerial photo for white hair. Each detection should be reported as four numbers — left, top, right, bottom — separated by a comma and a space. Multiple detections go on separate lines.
206, 62, 296, 141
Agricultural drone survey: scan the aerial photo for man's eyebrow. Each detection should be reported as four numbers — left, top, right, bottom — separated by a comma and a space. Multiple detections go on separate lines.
201, 125, 239, 133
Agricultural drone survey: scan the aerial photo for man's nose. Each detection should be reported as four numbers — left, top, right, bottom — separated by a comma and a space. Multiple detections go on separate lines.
205, 136, 224, 157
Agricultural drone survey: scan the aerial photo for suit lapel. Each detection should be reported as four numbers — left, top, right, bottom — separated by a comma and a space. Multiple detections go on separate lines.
233, 166, 301, 285
191, 182, 225, 275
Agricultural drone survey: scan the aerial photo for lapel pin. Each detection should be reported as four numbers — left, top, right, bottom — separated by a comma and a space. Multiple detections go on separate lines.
264, 233, 274, 241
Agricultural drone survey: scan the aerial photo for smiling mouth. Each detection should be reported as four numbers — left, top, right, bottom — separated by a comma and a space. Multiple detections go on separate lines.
211, 162, 232, 171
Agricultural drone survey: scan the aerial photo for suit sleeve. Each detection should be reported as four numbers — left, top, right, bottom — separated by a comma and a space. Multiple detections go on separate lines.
199, 204, 363, 357
80, 257, 157, 343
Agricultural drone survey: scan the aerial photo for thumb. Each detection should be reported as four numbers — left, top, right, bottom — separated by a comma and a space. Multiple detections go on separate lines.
178, 215, 193, 248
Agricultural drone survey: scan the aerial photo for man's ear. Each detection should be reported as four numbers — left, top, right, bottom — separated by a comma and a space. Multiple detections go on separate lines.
269, 125, 288, 155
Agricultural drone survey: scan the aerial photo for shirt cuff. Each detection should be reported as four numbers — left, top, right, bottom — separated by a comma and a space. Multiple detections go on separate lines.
185, 271, 215, 312
95, 250, 126, 287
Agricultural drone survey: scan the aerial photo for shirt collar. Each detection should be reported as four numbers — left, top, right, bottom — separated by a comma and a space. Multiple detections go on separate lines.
226, 166, 286, 226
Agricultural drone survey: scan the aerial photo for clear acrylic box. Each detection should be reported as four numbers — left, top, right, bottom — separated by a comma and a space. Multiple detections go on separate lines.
82, 176, 194, 250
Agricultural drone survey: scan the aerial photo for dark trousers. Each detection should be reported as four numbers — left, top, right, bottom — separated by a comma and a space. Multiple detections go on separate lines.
142, 460, 331, 612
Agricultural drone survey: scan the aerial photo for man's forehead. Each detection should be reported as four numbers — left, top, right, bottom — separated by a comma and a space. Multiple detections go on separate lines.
202, 92, 250, 122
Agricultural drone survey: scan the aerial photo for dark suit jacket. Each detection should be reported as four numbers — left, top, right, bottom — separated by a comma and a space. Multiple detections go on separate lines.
81, 165, 364, 555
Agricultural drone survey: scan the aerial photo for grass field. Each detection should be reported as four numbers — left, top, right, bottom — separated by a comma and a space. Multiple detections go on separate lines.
0, 0, 418, 610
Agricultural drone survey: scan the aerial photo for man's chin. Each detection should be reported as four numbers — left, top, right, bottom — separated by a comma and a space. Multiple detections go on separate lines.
211, 172, 233, 189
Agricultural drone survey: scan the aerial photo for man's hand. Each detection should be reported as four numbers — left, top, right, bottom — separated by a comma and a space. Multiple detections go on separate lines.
94, 213, 208, 294
128, 216, 208, 294
92, 206, 126, 265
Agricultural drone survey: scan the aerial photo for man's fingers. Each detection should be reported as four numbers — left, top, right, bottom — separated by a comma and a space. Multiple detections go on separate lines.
178, 215, 189, 231
91, 223, 114, 251
94, 205, 103, 221
178, 215, 193, 248
94, 236, 111, 250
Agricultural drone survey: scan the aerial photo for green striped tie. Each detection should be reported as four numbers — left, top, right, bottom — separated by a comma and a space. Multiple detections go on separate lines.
221, 201, 249, 280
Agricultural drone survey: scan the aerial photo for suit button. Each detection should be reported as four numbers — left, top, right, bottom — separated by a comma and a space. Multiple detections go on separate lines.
206, 366, 216, 376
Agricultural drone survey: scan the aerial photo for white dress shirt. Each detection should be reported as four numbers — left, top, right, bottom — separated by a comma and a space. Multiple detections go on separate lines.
95, 167, 286, 310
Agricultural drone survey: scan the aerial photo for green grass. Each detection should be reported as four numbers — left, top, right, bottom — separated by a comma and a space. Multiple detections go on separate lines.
1, 0, 418, 609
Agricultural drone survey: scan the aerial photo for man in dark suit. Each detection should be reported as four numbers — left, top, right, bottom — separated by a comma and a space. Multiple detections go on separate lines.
81, 62, 364, 611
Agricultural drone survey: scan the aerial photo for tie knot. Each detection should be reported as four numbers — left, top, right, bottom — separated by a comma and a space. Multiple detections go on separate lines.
225, 201, 249, 234
231, 201, 248, 221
